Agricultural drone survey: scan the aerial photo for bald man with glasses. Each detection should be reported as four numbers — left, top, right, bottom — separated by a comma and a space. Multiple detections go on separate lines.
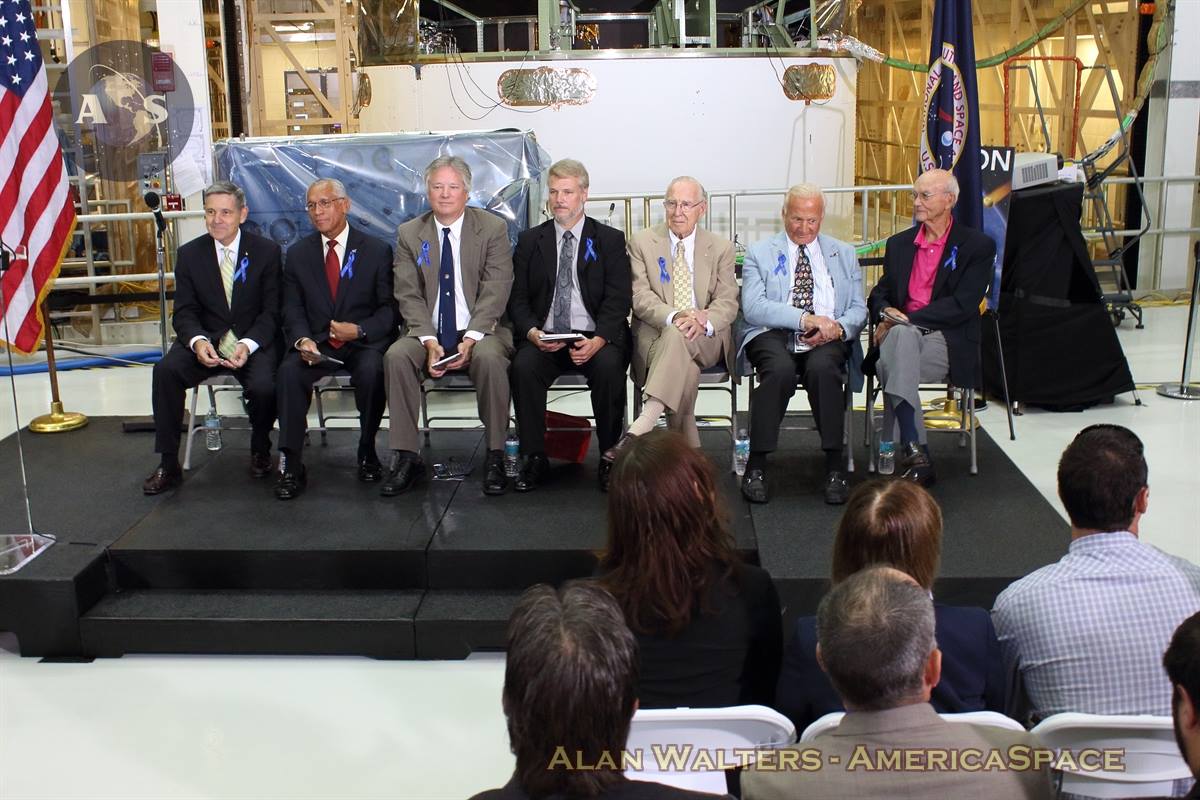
610, 176, 738, 470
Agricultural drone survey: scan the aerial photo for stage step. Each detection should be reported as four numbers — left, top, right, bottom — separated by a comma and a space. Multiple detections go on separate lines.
80, 589, 423, 658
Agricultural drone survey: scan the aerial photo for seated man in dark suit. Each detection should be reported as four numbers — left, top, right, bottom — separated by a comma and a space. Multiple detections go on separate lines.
143, 180, 281, 494
868, 168, 993, 486
469, 582, 712, 800
273, 178, 399, 499
507, 158, 631, 493
383, 156, 515, 497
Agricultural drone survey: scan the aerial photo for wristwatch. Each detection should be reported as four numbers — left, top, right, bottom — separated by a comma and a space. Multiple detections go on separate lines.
356, 325, 366, 341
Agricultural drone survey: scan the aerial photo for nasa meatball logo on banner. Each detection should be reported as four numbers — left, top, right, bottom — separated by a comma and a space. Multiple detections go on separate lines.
54, 40, 194, 180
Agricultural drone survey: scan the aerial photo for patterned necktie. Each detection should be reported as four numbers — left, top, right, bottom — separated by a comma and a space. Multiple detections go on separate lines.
672, 240, 693, 312
552, 230, 575, 333
325, 240, 344, 349
437, 227, 458, 354
791, 243, 815, 350
218, 247, 237, 357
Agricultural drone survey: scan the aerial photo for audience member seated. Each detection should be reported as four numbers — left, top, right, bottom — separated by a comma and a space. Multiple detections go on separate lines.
598, 430, 782, 709
469, 582, 716, 800
743, 567, 1052, 800
775, 480, 1006, 731
1165, 611, 1200, 798
992, 424, 1200, 723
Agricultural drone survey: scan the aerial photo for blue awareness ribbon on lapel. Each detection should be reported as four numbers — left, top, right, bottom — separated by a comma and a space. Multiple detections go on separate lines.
418, 240, 430, 267
775, 252, 787, 276
233, 256, 249, 283
341, 249, 356, 279
583, 237, 598, 263
658, 256, 670, 283
943, 245, 959, 272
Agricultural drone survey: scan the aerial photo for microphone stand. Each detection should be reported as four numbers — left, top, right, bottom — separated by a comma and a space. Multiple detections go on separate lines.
0, 237, 56, 575
1156, 241, 1200, 400
144, 192, 169, 355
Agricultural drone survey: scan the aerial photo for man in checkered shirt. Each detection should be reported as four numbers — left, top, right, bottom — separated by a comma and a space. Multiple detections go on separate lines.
993, 424, 1200, 725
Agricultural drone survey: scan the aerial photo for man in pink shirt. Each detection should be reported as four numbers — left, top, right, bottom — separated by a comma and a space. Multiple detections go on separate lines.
867, 169, 994, 485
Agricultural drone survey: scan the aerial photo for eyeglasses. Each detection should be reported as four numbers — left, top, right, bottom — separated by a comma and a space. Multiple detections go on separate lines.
910, 190, 949, 201
305, 198, 345, 211
664, 199, 704, 212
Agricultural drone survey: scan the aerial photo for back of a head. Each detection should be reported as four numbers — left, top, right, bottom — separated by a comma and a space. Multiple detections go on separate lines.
504, 582, 638, 798
1057, 424, 1147, 532
1164, 611, 1200, 748
817, 566, 936, 711
601, 430, 737, 635
832, 481, 943, 590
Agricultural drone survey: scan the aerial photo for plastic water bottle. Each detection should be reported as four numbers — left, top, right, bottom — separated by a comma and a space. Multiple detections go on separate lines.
733, 429, 750, 476
504, 433, 520, 478
204, 408, 222, 451
878, 440, 896, 475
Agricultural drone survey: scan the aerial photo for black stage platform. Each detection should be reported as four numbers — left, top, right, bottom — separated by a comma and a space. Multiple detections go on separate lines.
0, 417, 1067, 659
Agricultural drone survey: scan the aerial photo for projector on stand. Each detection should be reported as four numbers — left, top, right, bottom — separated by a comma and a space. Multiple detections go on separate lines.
1012, 152, 1065, 190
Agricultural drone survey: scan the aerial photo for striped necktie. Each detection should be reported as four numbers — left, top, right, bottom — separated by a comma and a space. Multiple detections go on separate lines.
218, 247, 237, 356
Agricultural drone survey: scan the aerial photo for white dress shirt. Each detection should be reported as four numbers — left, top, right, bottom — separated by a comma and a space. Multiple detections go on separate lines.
543, 216, 594, 333
788, 237, 835, 352
419, 212, 484, 344
665, 228, 714, 337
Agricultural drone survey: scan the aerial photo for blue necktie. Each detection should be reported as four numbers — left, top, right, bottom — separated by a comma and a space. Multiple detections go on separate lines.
437, 227, 457, 354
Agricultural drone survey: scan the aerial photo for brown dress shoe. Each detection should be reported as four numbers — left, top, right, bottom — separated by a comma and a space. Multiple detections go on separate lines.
249, 451, 273, 479
599, 431, 638, 492
143, 465, 182, 495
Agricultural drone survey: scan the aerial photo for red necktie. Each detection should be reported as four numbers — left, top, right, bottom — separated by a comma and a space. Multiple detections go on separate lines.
325, 240, 344, 348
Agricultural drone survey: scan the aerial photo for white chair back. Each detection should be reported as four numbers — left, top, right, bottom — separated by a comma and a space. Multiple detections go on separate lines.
801, 709, 1026, 742
624, 705, 796, 795
1030, 713, 1193, 798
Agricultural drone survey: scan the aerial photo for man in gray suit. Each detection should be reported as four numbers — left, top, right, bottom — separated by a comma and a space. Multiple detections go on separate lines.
383, 155, 515, 496
743, 567, 1052, 800
739, 184, 867, 505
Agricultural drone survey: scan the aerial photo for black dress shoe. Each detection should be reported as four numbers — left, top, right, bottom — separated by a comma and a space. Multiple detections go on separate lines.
482, 450, 509, 496
824, 470, 849, 505
142, 464, 182, 495
514, 453, 549, 493
599, 432, 638, 492
899, 442, 937, 487
249, 451, 273, 479
381, 453, 425, 497
357, 457, 383, 483
741, 469, 769, 504
274, 464, 307, 500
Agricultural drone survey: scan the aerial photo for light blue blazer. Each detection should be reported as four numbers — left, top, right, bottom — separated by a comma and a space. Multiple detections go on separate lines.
737, 232, 868, 388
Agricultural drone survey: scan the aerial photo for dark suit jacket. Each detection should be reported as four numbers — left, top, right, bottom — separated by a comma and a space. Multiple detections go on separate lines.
282, 227, 399, 352
507, 216, 632, 350
775, 603, 1008, 733
868, 223, 994, 388
632, 563, 783, 710
172, 228, 281, 351
392, 206, 514, 349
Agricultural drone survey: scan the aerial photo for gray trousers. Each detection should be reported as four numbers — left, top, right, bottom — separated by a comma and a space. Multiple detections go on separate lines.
383, 336, 513, 453
876, 325, 948, 445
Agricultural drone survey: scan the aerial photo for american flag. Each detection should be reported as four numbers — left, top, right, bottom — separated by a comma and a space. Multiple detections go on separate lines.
0, 0, 75, 354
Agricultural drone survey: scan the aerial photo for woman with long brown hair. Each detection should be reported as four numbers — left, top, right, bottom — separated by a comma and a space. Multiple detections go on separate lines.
598, 430, 782, 708
774, 479, 1007, 730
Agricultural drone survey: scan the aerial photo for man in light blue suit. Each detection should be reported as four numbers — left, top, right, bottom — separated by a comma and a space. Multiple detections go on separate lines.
739, 184, 867, 505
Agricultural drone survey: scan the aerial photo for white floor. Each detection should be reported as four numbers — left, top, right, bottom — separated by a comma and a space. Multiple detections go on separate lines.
0, 305, 1197, 799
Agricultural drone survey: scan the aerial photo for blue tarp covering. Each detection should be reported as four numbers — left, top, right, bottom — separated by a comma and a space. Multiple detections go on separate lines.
213, 130, 551, 250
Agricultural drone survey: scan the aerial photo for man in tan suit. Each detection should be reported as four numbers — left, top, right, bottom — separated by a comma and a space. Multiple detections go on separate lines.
610, 176, 737, 462
743, 567, 1052, 800
383, 155, 515, 497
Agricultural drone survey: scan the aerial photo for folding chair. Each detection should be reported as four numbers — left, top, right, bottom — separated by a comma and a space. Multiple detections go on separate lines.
744, 359, 858, 473
182, 374, 248, 470
1030, 713, 1193, 798
625, 705, 796, 795
801, 709, 1026, 742
632, 363, 739, 444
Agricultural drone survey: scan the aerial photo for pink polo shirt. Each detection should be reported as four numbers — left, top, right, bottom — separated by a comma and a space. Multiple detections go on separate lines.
905, 220, 953, 314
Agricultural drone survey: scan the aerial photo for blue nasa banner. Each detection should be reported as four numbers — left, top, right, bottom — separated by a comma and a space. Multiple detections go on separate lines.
214, 130, 551, 251
920, 0, 983, 231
